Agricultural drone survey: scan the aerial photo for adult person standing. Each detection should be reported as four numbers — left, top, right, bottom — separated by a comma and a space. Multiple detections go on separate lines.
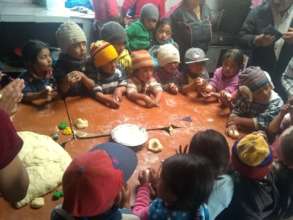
239, 0, 293, 97
170, 0, 212, 58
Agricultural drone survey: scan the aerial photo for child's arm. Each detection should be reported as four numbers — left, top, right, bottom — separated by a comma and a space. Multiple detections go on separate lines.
80, 73, 95, 91
58, 71, 83, 94
228, 115, 256, 130
127, 92, 157, 108
22, 89, 56, 103
267, 104, 289, 135
113, 86, 127, 103
95, 92, 120, 109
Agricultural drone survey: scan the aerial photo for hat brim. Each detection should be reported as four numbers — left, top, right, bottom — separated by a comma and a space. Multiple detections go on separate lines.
185, 58, 209, 64
91, 142, 138, 182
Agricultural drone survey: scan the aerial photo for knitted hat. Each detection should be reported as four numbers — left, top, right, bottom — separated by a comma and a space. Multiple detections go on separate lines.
232, 132, 273, 180
131, 50, 153, 71
90, 40, 118, 68
184, 48, 209, 64
140, 3, 159, 21
100, 21, 127, 44
62, 150, 123, 217
157, 44, 180, 67
56, 21, 87, 52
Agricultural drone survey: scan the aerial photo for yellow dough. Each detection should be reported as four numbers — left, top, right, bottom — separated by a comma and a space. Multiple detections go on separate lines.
15, 131, 72, 208
74, 118, 89, 129
30, 197, 45, 209
148, 138, 163, 153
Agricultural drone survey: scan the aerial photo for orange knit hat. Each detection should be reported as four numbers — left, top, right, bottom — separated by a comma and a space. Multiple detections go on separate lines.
90, 40, 118, 68
131, 50, 153, 71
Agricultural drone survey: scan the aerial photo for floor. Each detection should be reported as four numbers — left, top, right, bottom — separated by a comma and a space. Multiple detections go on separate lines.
0, 93, 234, 220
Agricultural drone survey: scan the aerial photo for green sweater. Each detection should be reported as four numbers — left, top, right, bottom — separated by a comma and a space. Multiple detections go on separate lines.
126, 20, 152, 51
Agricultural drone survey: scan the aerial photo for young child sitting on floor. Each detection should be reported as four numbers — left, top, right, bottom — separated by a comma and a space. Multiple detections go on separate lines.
21, 40, 57, 103
281, 57, 293, 98
51, 142, 138, 220
188, 129, 233, 220
181, 48, 209, 95
89, 41, 127, 109
100, 21, 132, 75
55, 21, 95, 96
132, 154, 214, 220
226, 66, 283, 139
156, 44, 185, 95
126, 3, 159, 51
216, 132, 279, 220
127, 50, 163, 108
149, 18, 178, 68
203, 49, 243, 110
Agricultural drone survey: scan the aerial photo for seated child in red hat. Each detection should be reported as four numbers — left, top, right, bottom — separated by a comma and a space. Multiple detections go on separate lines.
55, 21, 95, 97
226, 66, 283, 139
132, 154, 215, 220
156, 44, 185, 95
216, 132, 279, 220
21, 40, 57, 103
181, 48, 210, 96
89, 40, 127, 109
188, 129, 233, 220
51, 142, 138, 220
127, 50, 163, 108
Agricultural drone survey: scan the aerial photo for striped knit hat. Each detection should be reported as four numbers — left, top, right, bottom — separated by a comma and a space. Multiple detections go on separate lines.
232, 132, 273, 180
90, 40, 118, 68
56, 21, 87, 53
131, 50, 153, 71
239, 66, 273, 92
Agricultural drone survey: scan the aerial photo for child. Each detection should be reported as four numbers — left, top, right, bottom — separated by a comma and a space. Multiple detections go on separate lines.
100, 21, 132, 75
216, 132, 279, 220
55, 21, 95, 97
188, 129, 233, 220
226, 66, 283, 139
149, 18, 178, 68
126, 3, 159, 51
51, 142, 138, 220
132, 154, 214, 220
181, 48, 209, 95
156, 44, 185, 95
127, 50, 163, 108
89, 41, 127, 109
281, 57, 293, 98
21, 40, 57, 103
203, 49, 243, 108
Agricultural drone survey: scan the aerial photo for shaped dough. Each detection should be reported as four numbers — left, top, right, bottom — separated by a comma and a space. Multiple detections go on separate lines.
74, 118, 88, 129
148, 138, 163, 153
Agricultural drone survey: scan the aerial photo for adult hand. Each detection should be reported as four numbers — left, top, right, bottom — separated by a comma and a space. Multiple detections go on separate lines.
254, 34, 274, 47
283, 28, 293, 44
0, 79, 24, 115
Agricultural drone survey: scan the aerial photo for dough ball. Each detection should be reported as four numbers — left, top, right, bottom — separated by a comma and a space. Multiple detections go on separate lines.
30, 197, 45, 209
148, 138, 163, 153
74, 118, 88, 129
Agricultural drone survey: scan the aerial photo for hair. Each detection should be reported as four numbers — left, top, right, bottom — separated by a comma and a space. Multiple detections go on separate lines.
222, 48, 244, 70
161, 154, 214, 212
155, 18, 172, 33
189, 129, 230, 176
22, 40, 49, 65
280, 126, 293, 167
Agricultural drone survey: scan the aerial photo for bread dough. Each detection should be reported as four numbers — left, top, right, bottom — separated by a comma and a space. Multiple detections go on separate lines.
227, 127, 240, 139
30, 197, 45, 209
62, 127, 73, 135
15, 131, 72, 208
74, 118, 88, 129
148, 138, 163, 153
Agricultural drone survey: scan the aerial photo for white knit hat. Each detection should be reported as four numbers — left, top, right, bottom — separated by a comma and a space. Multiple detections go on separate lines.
56, 21, 87, 52
157, 44, 180, 67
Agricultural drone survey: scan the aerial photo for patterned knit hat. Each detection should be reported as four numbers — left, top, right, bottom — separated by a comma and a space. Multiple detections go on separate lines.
90, 40, 118, 68
56, 21, 87, 53
131, 50, 153, 71
157, 44, 180, 67
140, 3, 159, 21
100, 21, 127, 44
232, 132, 273, 180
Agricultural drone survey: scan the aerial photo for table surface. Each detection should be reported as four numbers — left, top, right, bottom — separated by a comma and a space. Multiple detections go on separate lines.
0, 93, 234, 220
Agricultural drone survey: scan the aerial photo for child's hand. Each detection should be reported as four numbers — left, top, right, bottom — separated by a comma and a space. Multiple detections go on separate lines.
106, 98, 120, 109
193, 77, 206, 88
280, 104, 290, 116
227, 115, 240, 127
67, 71, 83, 85
113, 88, 123, 103
138, 168, 157, 186
167, 83, 179, 95
144, 96, 158, 108
219, 90, 232, 105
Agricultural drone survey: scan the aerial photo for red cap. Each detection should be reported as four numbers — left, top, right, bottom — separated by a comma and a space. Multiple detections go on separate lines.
62, 150, 123, 217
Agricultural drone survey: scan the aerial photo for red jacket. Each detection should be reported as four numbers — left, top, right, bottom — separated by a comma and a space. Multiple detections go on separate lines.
92, 0, 119, 21
122, 0, 166, 18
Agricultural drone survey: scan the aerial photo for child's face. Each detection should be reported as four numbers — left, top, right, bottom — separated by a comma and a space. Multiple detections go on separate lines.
67, 41, 87, 60
112, 42, 125, 55
162, 62, 179, 74
188, 62, 205, 75
156, 24, 172, 43
253, 84, 272, 103
143, 19, 157, 31
33, 48, 52, 77
136, 66, 154, 83
100, 60, 116, 76
222, 58, 239, 78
